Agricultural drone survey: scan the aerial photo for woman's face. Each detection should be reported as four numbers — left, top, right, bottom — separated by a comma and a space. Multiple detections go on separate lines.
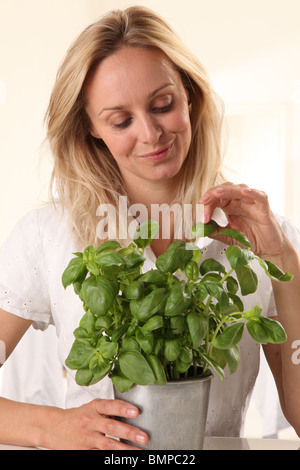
85, 47, 192, 189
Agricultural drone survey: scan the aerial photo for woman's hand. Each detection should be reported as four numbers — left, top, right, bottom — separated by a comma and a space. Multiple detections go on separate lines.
42, 398, 148, 450
199, 182, 293, 265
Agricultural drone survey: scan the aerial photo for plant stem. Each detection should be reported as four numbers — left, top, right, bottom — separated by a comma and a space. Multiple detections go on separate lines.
220, 268, 235, 284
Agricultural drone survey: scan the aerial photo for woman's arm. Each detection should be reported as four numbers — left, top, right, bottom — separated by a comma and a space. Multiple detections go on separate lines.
200, 183, 300, 436
0, 308, 148, 449
263, 244, 300, 436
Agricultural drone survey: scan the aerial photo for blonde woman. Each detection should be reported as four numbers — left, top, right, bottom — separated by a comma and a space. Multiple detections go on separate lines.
0, 6, 300, 449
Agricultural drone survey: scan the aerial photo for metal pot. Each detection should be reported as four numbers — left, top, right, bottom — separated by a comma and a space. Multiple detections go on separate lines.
114, 371, 212, 450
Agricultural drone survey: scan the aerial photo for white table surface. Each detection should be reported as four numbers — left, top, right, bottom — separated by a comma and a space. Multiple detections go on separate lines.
0, 437, 299, 450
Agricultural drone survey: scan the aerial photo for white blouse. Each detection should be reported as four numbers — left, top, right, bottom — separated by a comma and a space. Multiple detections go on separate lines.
0, 204, 299, 437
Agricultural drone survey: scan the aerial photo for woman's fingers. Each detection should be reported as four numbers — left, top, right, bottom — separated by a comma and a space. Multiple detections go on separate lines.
93, 399, 149, 448
199, 184, 270, 223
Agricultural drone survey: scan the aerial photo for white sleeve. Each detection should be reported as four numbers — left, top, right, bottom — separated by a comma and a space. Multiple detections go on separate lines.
0, 209, 52, 330
267, 215, 300, 318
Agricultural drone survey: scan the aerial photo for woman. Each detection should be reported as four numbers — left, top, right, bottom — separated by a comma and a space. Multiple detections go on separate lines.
0, 6, 299, 450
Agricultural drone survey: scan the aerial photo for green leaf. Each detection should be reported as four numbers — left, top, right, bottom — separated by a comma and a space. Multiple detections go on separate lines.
75, 368, 93, 386
223, 345, 240, 373
247, 317, 287, 344
142, 315, 164, 332
98, 339, 118, 359
156, 241, 193, 273
95, 251, 127, 267
226, 276, 239, 295
179, 346, 193, 364
65, 340, 94, 370
130, 288, 168, 322
133, 220, 159, 249
218, 228, 252, 249
185, 261, 199, 280
111, 324, 128, 343
119, 350, 155, 385
123, 281, 144, 300
170, 315, 186, 334
80, 275, 118, 316
111, 367, 134, 393
246, 318, 268, 343
139, 269, 168, 285
259, 317, 287, 343
62, 257, 88, 289
164, 338, 181, 362
187, 312, 208, 348
147, 355, 167, 385
135, 327, 154, 355
95, 315, 113, 330
79, 310, 95, 335
244, 305, 263, 319
164, 284, 191, 317
235, 265, 258, 295
212, 323, 244, 350
256, 258, 293, 282
198, 351, 225, 381
200, 258, 226, 275
89, 355, 112, 385
192, 219, 220, 238
96, 240, 122, 253
226, 245, 254, 269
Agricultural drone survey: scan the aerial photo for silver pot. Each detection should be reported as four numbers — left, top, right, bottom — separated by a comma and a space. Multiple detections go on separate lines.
114, 371, 212, 450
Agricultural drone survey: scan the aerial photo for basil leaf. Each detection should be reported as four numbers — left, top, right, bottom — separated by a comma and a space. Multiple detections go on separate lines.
135, 327, 154, 355
130, 288, 168, 322
226, 245, 254, 269
218, 228, 252, 249
147, 354, 167, 385
164, 284, 191, 317
75, 368, 93, 386
96, 240, 122, 253
142, 315, 164, 332
247, 317, 287, 344
256, 258, 294, 282
192, 219, 220, 238
212, 323, 244, 350
119, 350, 155, 385
139, 269, 168, 285
80, 275, 118, 316
62, 257, 88, 289
223, 345, 240, 373
164, 338, 181, 362
133, 220, 159, 249
65, 340, 94, 370
235, 265, 258, 295
156, 241, 193, 273
111, 367, 134, 393
187, 312, 208, 348
200, 258, 226, 275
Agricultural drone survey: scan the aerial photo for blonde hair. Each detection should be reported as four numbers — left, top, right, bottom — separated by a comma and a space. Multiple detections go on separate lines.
45, 6, 225, 247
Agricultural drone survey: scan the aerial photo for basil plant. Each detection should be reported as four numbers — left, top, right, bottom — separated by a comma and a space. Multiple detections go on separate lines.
62, 220, 292, 392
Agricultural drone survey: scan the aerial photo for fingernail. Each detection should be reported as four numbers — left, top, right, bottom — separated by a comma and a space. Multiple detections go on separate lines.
136, 432, 147, 444
214, 187, 225, 193
127, 407, 138, 417
200, 194, 210, 203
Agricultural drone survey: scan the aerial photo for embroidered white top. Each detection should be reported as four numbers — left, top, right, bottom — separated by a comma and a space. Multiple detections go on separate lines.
0, 204, 299, 436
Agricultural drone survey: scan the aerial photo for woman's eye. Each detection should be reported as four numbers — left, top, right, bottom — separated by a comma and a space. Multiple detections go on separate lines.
152, 101, 173, 114
113, 118, 132, 129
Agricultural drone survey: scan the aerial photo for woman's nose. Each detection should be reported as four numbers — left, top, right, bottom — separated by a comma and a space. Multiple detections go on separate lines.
138, 115, 163, 144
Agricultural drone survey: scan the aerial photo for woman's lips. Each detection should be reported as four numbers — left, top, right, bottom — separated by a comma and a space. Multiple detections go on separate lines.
139, 143, 173, 161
